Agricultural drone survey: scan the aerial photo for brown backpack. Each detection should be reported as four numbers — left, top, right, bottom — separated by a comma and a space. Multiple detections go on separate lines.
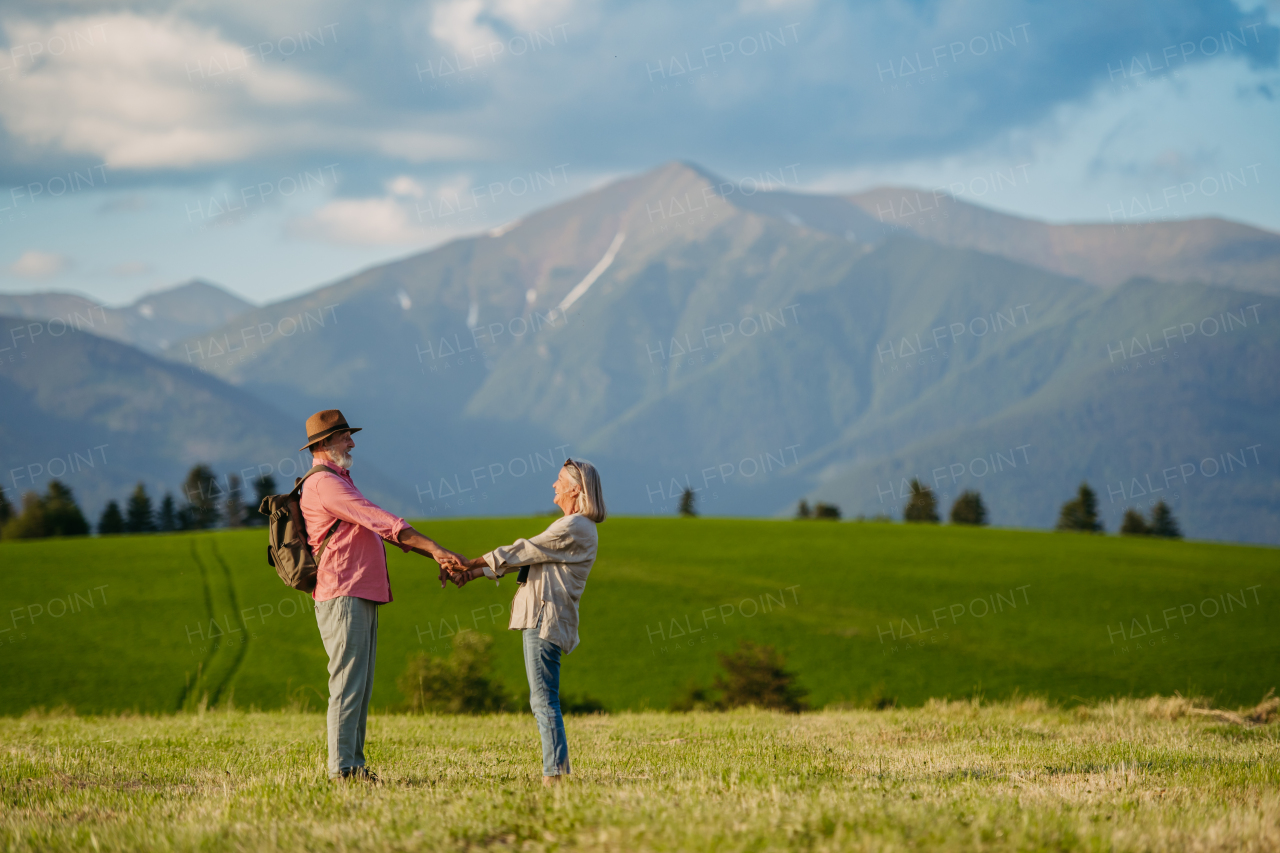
258, 465, 341, 592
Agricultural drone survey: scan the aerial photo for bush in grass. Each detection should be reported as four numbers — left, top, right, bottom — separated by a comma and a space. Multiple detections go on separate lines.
903, 478, 939, 523
0, 485, 11, 534
949, 490, 987, 526
399, 629, 509, 714
672, 640, 808, 712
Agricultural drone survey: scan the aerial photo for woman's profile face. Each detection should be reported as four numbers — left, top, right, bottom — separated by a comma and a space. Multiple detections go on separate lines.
553, 467, 580, 510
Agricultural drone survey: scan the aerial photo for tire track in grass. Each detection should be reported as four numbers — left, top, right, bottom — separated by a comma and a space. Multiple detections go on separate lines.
177, 537, 248, 710
177, 539, 216, 711
207, 539, 249, 706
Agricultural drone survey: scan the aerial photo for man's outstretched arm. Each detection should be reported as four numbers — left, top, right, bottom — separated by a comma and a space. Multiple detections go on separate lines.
397, 526, 466, 569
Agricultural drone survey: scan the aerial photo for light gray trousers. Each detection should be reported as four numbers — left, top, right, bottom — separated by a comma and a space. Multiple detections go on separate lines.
315, 596, 379, 777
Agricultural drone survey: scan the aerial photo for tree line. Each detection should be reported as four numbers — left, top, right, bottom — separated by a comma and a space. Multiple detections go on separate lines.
686, 477, 1179, 538
0, 464, 279, 539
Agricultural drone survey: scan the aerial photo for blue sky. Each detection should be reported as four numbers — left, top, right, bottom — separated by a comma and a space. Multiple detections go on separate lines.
1, 0, 1276, 306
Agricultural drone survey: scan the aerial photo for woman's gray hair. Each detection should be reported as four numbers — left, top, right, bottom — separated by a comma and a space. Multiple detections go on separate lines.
563, 458, 607, 523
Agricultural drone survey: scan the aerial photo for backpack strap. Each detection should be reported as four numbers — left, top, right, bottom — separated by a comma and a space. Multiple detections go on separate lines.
314, 519, 341, 561
294, 464, 343, 560
290, 464, 336, 495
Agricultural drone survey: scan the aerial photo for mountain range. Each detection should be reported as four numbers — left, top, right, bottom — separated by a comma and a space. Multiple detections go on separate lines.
2, 162, 1275, 543
0, 280, 251, 354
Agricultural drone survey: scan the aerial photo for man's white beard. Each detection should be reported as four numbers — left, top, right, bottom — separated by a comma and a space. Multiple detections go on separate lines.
325, 448, 353, 469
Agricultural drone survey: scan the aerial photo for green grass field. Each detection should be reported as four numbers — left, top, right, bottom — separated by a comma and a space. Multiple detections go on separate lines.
3, 701, 1278, 852
1, 519, 1277, 716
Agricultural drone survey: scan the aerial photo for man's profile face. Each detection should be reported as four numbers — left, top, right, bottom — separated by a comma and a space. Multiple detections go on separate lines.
319, 430, 355, 469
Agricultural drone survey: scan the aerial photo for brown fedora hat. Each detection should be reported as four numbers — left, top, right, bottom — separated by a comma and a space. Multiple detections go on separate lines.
300, 409, 362, 451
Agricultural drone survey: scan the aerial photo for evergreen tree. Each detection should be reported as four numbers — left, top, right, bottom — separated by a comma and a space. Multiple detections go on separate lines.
249, 474, 277, 525
795, 499, 811, 519
0, 485, 11, 535
125, 482, 155, 533
182, 465, 221, 529
949, 490, 988, 526
158, 494, 177, 532
813, 502, 841, 520
42, 481, 90, 537
224, 473, 245, 528
98, 500, 125, 535
1056, 482, 1103, 533
678, 487, 697, 518
1149, 500, 1182, 539
3, 492, 47, 539
903, 478, 939, 523
1120, 508, 1150, 536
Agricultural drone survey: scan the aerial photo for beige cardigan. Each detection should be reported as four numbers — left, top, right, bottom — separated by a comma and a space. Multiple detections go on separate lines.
481, 513, 598, 653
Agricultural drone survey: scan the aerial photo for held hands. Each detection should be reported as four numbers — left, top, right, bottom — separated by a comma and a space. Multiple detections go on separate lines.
440, 557, 487, 589
432, 549, 467, 589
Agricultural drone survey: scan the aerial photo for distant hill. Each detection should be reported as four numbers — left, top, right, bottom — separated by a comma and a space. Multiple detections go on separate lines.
847, 187, 1280, 294
0, 316, 411, 521
0, 280, 253, 353
160, 162, 1280, 542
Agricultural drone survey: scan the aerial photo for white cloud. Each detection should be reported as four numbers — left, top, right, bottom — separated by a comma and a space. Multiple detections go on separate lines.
428, 0, 575, 53
287, 197, 445, 246
0, 13, 346, 169
9, 250, 71, 279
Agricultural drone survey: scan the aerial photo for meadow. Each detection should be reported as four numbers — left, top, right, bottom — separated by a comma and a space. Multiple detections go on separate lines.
2, 700, 1278, 852
1, 519, 1277, 716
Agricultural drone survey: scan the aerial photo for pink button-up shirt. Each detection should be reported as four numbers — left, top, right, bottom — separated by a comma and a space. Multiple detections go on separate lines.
299, 461, 411, 603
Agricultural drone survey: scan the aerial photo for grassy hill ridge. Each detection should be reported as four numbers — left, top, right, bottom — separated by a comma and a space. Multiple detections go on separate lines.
2, 518, 1276, 717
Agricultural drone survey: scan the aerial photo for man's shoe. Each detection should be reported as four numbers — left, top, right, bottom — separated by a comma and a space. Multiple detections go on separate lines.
339, 766, 382, 784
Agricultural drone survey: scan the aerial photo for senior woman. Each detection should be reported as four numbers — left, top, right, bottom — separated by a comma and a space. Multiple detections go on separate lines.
450, 458, 606, 786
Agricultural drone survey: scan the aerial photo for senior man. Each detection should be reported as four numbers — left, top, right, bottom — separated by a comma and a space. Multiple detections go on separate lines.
298, 409, 463, 781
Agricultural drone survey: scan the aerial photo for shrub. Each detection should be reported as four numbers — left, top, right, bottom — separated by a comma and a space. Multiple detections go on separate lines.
672, 640, 808, 712
903, 478, 939, 523
398, 629, 509, 714
949, 490, 987, 525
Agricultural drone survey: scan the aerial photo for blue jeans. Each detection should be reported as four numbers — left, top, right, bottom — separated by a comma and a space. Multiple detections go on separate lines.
523, 615, 570, 776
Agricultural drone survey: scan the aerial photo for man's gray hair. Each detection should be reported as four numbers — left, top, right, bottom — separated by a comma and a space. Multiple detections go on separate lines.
563, 458, 607, 523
